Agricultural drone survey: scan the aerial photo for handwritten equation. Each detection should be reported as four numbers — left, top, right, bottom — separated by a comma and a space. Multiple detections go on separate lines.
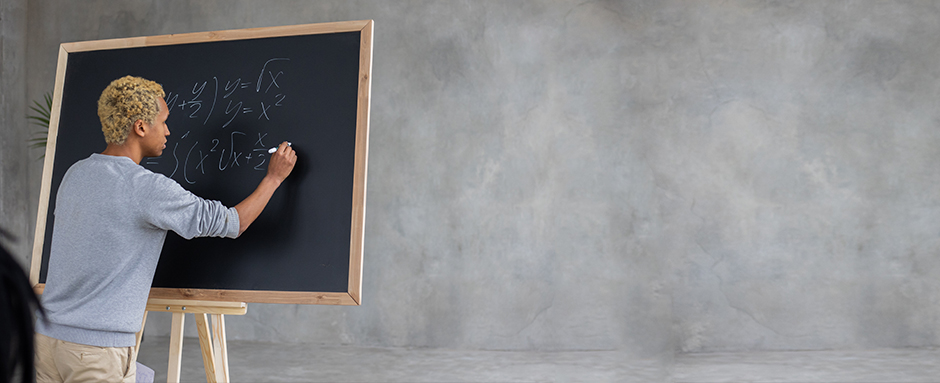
145, 58, 290, 185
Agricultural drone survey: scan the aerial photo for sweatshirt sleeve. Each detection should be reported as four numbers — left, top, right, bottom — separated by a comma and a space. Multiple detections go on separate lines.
135, 172, 240, 239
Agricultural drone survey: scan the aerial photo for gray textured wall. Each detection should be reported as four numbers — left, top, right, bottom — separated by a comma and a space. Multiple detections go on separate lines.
6, 0, 940, 356
0, 0, 30, 266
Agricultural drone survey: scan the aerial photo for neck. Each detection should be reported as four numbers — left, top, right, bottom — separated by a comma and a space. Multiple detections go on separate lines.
100, 143, 143, 164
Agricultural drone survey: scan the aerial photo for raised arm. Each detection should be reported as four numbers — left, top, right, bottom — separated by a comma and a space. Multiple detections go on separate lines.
234, 141, 297, 235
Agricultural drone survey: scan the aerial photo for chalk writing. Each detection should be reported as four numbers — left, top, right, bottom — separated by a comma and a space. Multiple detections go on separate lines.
149, 57, 291, 185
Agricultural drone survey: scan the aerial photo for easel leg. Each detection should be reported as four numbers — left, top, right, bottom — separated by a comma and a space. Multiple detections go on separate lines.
210, 314, 229, 381
196, 313, 224, 383
168, 313, 185, 383
146, 299, 245, 383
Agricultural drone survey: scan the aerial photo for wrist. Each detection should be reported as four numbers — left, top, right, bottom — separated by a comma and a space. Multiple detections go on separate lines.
262, 174, 284, 187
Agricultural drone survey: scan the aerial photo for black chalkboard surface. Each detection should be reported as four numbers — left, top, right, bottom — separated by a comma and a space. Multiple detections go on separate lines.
30, 21, 373, 305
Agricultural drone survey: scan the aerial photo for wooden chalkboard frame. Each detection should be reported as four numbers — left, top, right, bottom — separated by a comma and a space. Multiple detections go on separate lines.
29, 20, 373, 306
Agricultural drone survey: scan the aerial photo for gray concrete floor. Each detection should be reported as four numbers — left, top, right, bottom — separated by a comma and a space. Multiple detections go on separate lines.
672, 348, 940, 383
136, 337, 940, 382
136, 336, 668, 382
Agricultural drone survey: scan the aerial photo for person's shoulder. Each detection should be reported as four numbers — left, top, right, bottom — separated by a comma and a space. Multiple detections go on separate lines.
62, 153, 120, 179
127, 163, 188, 195
65, 153, 100, 170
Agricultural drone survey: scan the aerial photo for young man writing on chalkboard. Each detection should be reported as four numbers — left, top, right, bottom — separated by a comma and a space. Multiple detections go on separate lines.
34, 76, 296, 382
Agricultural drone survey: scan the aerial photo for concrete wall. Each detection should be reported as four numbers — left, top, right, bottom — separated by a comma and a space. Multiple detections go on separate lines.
0, 0, 31, 265
6, 0, 940, 356
662, 2, 940, 352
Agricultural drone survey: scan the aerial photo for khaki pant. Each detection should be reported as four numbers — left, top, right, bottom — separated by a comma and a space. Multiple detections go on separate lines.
35, 333, 137, 383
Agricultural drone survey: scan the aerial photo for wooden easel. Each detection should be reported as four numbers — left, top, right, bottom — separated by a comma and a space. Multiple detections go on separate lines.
136, 299, 248, 383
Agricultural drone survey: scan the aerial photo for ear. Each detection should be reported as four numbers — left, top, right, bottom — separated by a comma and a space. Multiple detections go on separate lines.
132, 119, 147, 137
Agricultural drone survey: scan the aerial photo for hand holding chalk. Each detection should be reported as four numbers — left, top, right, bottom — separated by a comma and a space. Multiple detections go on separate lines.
266, 141, 297, 183
268, 142, 291, 154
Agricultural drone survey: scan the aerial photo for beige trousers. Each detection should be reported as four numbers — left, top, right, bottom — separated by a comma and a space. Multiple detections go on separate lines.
34, 333, 137, 383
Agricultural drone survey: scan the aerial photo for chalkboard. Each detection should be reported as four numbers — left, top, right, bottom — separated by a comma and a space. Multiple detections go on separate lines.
30, 21, 373, 305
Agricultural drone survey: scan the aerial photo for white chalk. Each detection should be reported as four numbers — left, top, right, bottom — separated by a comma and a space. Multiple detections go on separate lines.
268, 142, 291, 154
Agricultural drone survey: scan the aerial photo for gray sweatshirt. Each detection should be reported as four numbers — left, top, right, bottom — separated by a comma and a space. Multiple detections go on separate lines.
36, 153, 240, 347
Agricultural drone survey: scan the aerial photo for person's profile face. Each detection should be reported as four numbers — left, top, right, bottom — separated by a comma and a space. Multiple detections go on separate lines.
142, 98, 170, 158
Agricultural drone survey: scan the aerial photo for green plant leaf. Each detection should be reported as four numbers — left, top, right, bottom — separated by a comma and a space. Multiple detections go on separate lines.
27, 91, 53, 160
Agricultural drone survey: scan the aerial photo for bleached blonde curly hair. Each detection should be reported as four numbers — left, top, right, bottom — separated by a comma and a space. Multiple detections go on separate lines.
97, 76, 165, 145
